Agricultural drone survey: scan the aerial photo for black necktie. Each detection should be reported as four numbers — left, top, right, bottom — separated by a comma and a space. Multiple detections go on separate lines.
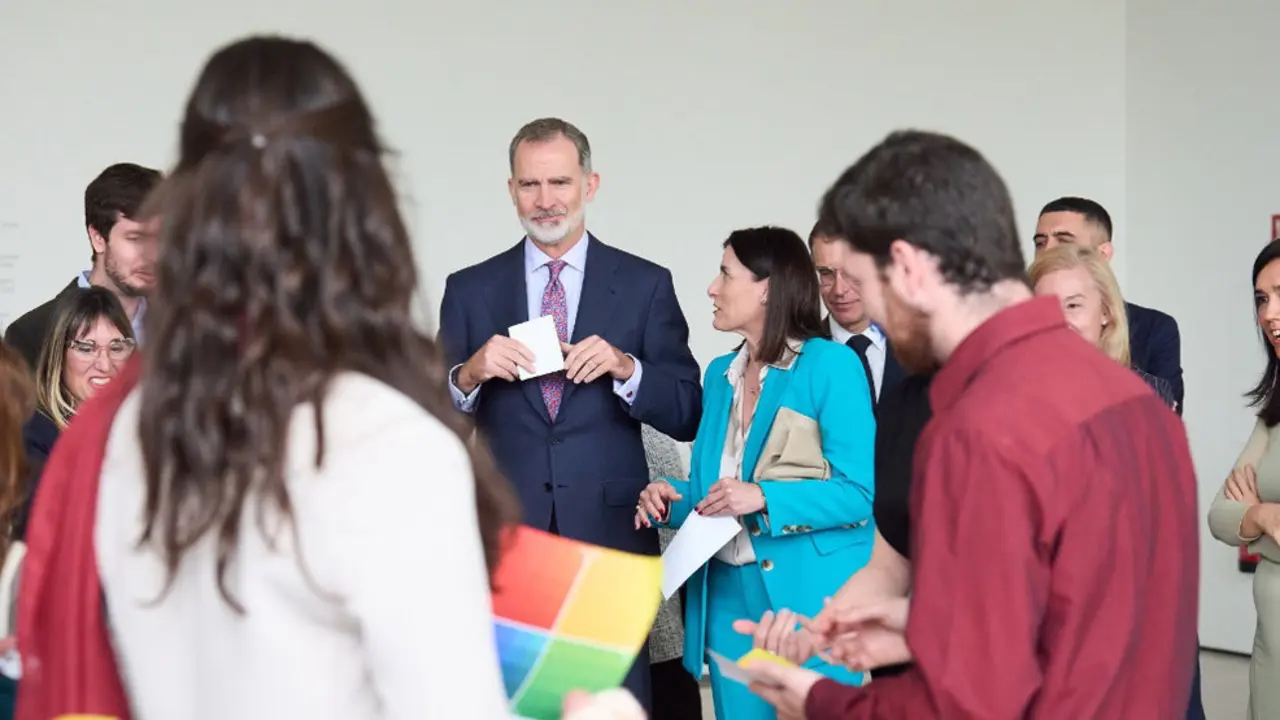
847, 335, 878, 414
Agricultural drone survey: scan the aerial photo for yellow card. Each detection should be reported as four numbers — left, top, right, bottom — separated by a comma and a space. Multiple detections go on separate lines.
737, 648, 797, 669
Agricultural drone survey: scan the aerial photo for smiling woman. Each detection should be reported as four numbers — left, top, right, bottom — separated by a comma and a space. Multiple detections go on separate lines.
1028, 245, 1176, 408
18, 287, 136, 539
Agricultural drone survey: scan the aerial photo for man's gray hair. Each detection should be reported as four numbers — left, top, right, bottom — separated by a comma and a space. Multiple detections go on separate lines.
508, 117, 592, 174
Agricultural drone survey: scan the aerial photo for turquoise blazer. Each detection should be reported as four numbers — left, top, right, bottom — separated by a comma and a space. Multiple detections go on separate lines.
663, 337, 877, 678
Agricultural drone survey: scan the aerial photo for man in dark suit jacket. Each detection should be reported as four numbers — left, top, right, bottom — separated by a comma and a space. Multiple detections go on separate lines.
438, 119, 702, 712
3, 163, 162, 368
807, 220, 905, 409
1032, 196, 1184, 415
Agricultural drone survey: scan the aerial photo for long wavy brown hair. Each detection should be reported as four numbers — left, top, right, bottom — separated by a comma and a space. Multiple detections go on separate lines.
0, 343, 35, 559
137, 36, 519, 610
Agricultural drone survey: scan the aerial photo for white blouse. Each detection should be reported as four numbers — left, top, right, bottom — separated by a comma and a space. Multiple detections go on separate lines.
95, 373, 508, 719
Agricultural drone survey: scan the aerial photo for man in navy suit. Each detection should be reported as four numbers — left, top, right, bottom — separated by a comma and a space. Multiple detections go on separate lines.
1032, 197, 1185, 416
808, 220, 905, 410
438, 118, 702, 711
1033, 196, 1200, 720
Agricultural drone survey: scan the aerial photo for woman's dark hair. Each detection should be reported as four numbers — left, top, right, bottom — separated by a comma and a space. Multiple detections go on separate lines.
35, 286, 134, 428
137, 36, 520, 610
1249, 238, 1280, 426
723, 226, 824, 364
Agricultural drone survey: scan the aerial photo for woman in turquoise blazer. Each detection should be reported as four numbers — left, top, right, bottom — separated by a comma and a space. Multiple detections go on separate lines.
636, 226, 876, 720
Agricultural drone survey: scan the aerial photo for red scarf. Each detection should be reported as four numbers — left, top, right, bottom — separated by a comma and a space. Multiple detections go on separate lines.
16, 358, 139, 720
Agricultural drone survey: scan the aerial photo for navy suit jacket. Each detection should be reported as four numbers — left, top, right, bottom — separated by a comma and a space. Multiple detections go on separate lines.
1126, 301, 1183, 415
439, 236, 702, 557
821, 317, 906, 401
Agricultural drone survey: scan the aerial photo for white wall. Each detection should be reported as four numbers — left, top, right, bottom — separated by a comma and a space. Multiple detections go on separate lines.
0, 0, 1126, 365
1126, 0, 1280, 653
19, 0, 1269, 649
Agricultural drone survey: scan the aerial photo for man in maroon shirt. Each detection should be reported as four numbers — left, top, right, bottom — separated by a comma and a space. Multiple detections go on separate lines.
745, 130, 1199, 719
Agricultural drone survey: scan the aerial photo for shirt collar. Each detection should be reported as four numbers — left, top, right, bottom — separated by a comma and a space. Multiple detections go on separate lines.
76, 270, 149, 326
829, 317, 885, 349
524, 233, 590, 276
725, 338, 805, 381
931, 295, 1066, 412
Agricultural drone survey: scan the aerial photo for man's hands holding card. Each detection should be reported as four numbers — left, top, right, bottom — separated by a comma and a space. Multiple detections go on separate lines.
458, 325, 633, 393
561, 335, 634, 384
456, 335, 536, 392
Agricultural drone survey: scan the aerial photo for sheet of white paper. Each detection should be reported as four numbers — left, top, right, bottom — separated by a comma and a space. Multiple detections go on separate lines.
508, 315, 566, 381
706, 649, 761, 686
660, 512, 741, 599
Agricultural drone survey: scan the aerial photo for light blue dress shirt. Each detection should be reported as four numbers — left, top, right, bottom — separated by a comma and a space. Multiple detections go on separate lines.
77, 270, 148, 345
449, 235, 643, 412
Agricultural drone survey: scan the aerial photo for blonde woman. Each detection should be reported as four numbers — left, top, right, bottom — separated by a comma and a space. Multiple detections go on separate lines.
1028, 245, 1176, 409
20, 287, 134, 536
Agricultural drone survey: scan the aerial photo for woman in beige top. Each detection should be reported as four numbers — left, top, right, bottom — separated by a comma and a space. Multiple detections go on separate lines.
1208, 238, 1280, 719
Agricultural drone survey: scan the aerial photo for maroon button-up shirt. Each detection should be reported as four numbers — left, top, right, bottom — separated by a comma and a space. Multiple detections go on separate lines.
805, 296, 1199, 719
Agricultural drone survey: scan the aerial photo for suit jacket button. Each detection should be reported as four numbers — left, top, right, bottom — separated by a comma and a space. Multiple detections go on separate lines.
750, 525, 762, 536
760, 559, 774, 571
542, 482, 553, 492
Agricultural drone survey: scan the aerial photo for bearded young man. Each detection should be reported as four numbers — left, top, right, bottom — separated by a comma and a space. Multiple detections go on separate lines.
743, 130, 1200, 720
437, 117, 702, 713
4, 163, 162, 368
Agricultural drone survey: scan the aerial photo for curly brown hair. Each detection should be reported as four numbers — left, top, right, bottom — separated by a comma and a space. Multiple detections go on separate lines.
137, 36, 519, 610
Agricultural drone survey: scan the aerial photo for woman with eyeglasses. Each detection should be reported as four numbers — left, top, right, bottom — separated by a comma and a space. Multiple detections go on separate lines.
20, 287, 135, 535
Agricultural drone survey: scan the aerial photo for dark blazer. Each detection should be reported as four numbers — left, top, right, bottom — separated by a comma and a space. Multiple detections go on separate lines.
3, 280, 81, 370
438, 236, 702, 557
1126, 301, 1183, 415
821, 317, 906, 400
18, 411, 60, 540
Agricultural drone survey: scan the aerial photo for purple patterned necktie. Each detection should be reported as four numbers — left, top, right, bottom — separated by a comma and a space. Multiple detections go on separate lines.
540, 260, 569, 420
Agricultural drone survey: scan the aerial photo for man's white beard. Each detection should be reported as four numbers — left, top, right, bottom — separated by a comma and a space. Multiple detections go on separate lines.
521, 206, 585, 245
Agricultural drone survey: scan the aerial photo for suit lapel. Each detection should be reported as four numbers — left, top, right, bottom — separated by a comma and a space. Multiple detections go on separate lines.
561, 236, 622, 411
486, 240, 551, 424
570, 235, 621, 343
882, 338, 905, 394
699, 371, 734, 495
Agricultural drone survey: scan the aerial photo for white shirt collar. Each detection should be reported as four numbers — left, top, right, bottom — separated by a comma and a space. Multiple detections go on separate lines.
524, 233, 590, 276
829, 317, 885, 349
725, 338, 804, 382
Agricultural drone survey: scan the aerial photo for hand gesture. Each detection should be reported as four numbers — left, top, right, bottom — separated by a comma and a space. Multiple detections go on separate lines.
812, 598, 912, 672
732, 609, 816, 665
742, 660, 824, 720
1226, 465, 1261, 505
636, 481, 683, 529
696, 478, 765, 518
825, 623, 912, 672
562, 336, 635, 385
812, 597, 909, 638
457, 335, 535, 392
1244, 502, 1280, 544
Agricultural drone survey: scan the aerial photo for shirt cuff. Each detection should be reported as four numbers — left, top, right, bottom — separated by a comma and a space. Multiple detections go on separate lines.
805, 677, 860, 720
612, 356, 642, 405
448, 364, 481, 414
